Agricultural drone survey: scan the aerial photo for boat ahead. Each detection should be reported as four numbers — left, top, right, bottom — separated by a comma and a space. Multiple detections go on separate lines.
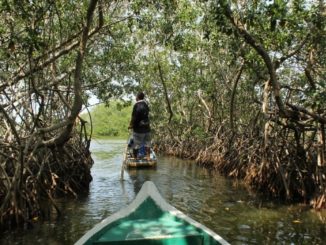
75, 181, 229, 245
123, 145, 157, 169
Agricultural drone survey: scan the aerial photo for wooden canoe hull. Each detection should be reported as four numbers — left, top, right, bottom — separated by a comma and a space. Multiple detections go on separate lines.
124, 148, 157, 168
75, 181, 229, 245
124, 158, 157, 168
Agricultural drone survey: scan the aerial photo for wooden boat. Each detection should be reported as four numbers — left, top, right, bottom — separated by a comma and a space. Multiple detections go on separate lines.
75, 181, 229, 245
123, 145, 157, 168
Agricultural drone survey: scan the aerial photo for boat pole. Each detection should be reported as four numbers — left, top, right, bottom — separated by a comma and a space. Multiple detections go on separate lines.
120, 145, 127, 180
120, 130, 131, 180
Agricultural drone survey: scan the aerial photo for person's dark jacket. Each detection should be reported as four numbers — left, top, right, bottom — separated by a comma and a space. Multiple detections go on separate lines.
130, 100, 150, 133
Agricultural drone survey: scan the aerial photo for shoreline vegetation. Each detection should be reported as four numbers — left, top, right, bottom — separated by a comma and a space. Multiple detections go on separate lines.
85, 101, 325, 210
156, 132, 324, 208
1, 0, 325, 233
81, 101, 132, 139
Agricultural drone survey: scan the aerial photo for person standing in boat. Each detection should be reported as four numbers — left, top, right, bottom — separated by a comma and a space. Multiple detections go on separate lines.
128, 92, 151, 160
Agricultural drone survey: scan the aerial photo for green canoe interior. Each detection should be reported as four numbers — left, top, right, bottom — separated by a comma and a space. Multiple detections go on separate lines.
85, 198, 220, 245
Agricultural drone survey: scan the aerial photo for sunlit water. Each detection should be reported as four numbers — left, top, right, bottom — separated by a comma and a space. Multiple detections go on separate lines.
1, 139, 325, 244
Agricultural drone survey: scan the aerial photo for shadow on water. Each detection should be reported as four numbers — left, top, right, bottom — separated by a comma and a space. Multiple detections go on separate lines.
0, 139, 325, 245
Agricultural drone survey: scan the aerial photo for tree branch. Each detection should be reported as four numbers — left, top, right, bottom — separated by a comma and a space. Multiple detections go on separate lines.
221, 2, 289, 118
41, 0, 99, 147
157, 59, 173, 124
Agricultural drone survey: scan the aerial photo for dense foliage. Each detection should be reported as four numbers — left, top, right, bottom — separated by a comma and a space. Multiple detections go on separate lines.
91, 0, 325, 208
0, 0, 102, 229
0, 0, 325, 230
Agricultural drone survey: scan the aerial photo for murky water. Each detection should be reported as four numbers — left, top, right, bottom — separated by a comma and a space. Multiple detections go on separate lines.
1, 139, 325, 244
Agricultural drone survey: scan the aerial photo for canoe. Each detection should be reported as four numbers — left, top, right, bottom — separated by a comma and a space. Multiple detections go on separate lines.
75, 181, 229, 245
123, 146, 157, 168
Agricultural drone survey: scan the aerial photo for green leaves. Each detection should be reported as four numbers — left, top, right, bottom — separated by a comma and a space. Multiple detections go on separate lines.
2, 0, 324, 144
82, 102, 132, 138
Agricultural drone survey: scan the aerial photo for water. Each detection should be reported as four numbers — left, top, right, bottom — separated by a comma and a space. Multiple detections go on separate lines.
1, 139, 325, 244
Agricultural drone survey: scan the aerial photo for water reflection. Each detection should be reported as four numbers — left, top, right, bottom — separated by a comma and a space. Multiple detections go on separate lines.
0, 139, 325, 245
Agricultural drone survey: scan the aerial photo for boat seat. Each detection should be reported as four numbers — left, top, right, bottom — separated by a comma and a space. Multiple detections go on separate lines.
93, 233, 204, 245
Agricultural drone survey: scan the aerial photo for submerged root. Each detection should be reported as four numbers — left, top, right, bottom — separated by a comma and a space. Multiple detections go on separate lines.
312, 194, 326, 209
156, 128, 325, 209
0, 133, 93, 230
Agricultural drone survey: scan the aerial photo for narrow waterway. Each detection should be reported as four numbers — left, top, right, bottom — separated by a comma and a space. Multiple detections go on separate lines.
1, 139, 325, 244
